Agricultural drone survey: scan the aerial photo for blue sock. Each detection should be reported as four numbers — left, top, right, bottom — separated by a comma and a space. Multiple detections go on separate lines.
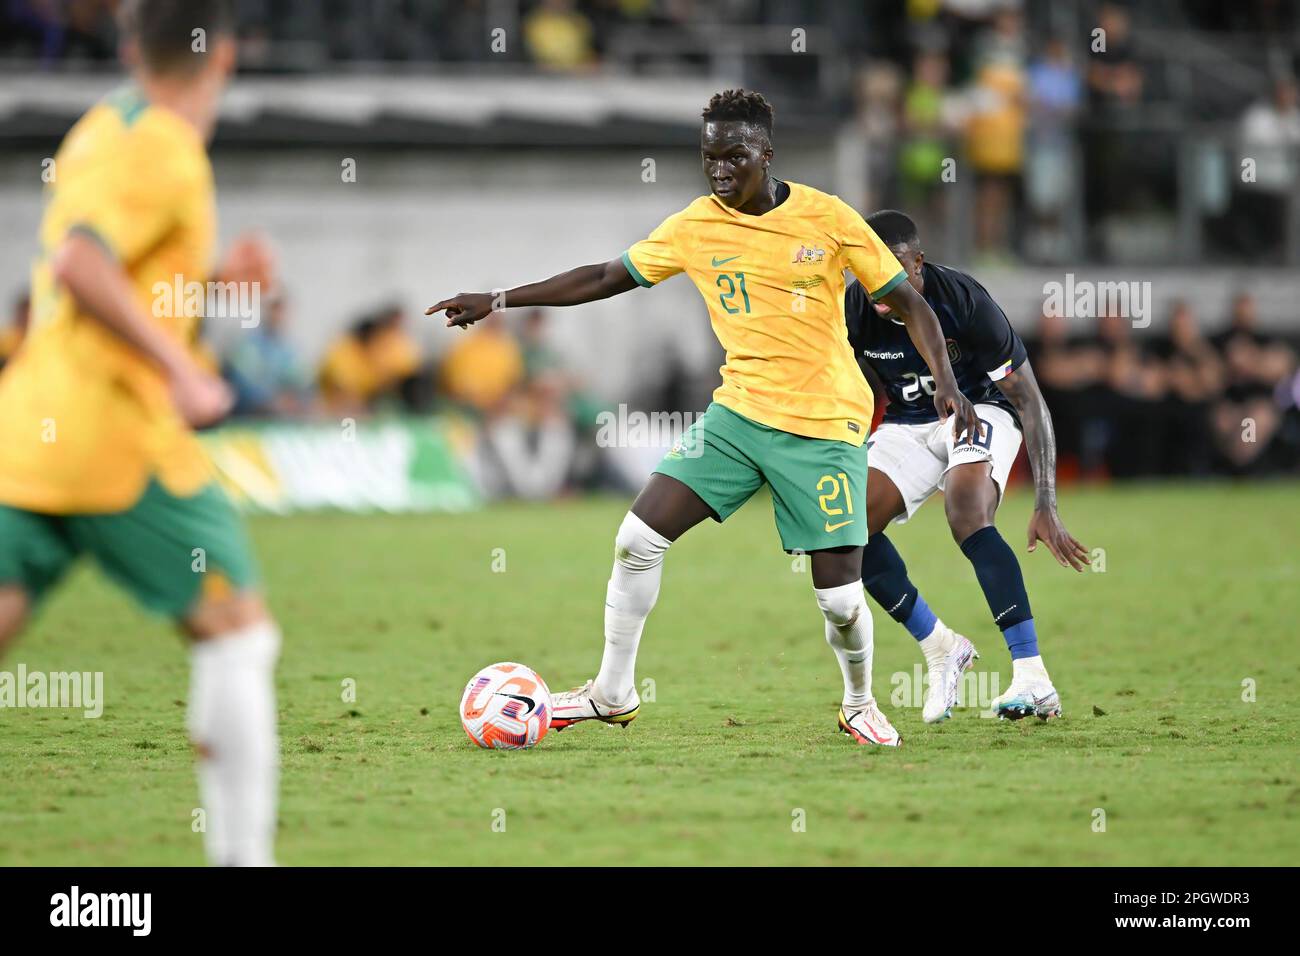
958, 526, 1038, 660
1002, 619, 1040, 660
861, 532, 936, 641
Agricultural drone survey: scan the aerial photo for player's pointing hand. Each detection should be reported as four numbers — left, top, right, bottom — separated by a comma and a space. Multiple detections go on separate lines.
426, 292, 494, 329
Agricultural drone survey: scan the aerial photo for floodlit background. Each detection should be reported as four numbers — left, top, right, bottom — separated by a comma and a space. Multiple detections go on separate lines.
1, 0, 1298, 504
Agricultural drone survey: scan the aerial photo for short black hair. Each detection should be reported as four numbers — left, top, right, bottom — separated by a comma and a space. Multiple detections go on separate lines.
119, 0, 234, 75
865, 209, 920, 249
702, 89, 774, 136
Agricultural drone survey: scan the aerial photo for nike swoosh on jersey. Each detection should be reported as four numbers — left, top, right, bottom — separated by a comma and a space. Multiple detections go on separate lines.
711, 255, 741, 266
824, 519, 854, 533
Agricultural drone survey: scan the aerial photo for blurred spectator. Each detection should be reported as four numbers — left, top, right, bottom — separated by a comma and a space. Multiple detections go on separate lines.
440, 310, 582, 500
1235, 76, 1300, 260
856, 62, 904, 212
319, 304, 425, 415
223, 292, 315, 418
1025, 36, 1082, 261
0, 292, 30, 373
1087, 3, 1144, 113
1095, 312, 1168, 478
1210, 292, 1296, 471
963, 58, 1026, 262
439, 312, 525, 417
899, 51, 953, 229
524, 0, 597, 71
1029, 306, 1101, 475
1148, 302, 1223, 475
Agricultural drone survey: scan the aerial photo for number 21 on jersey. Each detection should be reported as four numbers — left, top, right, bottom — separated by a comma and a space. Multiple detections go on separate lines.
716, 272, 751, 314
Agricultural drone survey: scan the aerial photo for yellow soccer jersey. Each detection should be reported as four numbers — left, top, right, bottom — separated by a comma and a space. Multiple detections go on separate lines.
0, 87, 217, 514
622, 182, 906, 445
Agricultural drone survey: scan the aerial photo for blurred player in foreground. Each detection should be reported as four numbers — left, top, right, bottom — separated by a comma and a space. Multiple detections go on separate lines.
430, 90, 979, 747
0, 0, 280, 865
846, 210, 1088, 723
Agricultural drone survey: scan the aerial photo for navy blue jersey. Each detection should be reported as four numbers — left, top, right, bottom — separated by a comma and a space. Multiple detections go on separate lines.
845, 262, 1027, 427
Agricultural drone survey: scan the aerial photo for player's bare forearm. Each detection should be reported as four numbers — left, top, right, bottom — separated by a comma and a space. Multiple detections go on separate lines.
997, 361, 1089, 569
52, 231, 193, 377
506, 260, 638, 307
996, 362, 1057, 509
427, 258, 637, 328
51, 231, 232, 426
880, 283, 954, 388
879, 281, 980, 436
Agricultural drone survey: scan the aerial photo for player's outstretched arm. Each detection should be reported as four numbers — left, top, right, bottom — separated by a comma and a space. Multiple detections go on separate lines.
996, 361, 1090, 571
877, 280, 982, 439
426, 257, 639, 328
51, 231, 233, 427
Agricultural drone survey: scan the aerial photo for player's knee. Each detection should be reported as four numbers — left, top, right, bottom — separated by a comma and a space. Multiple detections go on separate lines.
613, 511, 671, 573
183, 591, 272, 641
947, 509, 991, 545
944, 484, 996, 543
815, 581, 865, 630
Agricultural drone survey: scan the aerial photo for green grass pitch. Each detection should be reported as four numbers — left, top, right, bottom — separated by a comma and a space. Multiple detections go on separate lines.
1, 481, 1296, 865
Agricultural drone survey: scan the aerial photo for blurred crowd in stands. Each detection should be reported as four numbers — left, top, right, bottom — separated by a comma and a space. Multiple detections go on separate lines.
2, 277, 1297, 484
1030, 293, 1299, 479
858, 0, 1300, 265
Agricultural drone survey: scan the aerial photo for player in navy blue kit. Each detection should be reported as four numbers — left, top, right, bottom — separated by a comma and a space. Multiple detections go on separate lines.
846, 211, 1089, 724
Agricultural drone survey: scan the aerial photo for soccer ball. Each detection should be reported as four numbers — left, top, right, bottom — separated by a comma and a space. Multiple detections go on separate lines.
460, 662, 553, 750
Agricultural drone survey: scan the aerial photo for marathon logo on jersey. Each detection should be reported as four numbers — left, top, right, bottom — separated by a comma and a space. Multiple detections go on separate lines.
49, 886, 151, 936
791, 244, 826, 265
862, 349, 906, 360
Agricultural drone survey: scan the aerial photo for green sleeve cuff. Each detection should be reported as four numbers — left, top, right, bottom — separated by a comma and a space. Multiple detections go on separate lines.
67, 223, 117, 260
621, 251, 654, 288
868, 269, 908, 300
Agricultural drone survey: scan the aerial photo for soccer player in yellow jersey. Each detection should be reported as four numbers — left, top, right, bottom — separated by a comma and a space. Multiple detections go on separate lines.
428, 90, 979, 746
0, 0, 280, 864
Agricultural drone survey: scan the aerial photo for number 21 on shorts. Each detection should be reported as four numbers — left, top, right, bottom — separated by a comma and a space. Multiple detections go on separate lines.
817, 472, 854, 531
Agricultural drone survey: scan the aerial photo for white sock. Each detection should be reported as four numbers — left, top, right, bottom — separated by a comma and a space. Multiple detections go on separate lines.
1012, 654, 1050, 684
188, 619, 280, 867
594, 512, 670, 707
816, 581, 874, 710
918, 618, 955, 670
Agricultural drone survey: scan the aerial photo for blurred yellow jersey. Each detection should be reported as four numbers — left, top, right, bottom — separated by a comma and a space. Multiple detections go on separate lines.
0, 87, 217, 514
622, 182, 905, 444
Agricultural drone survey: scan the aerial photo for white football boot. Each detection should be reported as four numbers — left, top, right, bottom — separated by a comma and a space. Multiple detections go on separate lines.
922, 627, 979, 724
991, 657, 1061, 720
838, 700, 902, 747
549, 679, 640, 731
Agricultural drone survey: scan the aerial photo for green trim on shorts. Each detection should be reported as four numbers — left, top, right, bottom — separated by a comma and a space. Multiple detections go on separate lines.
0, 479, 259, 617
653, 402, 867, 552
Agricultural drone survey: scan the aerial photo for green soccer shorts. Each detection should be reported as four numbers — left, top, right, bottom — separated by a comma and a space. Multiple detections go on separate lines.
654, 402, 868, 553
0, 479, 260, 618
